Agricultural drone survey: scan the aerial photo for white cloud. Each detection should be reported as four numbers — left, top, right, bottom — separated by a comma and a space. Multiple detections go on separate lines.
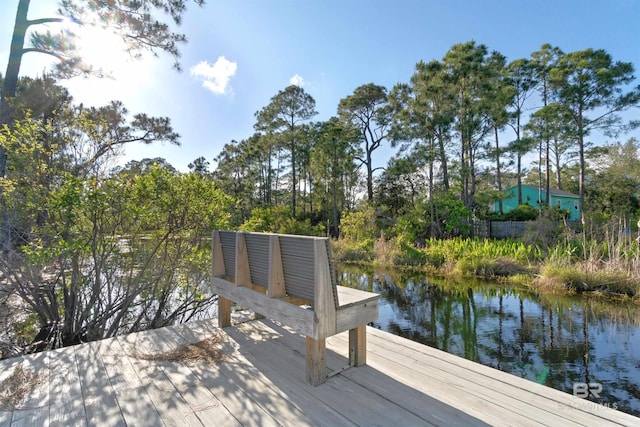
190, 56, 237, 95
289, 73, 306, 87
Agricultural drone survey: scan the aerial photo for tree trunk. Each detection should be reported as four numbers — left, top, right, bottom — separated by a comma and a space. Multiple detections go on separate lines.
494, 126, 503, 213
545, 136, 551, 205
291, 137, 297, 216
517, 154, 523, 204
438, 133, 449, 190
366, 140, 374, 201
554, 136, 562, 190
429, 136, 435, 238
1, 0, 31, 178
578, 111, 585, 222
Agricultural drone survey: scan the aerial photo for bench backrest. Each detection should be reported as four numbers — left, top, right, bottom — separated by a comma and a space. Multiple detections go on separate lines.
212, 230, 339, 309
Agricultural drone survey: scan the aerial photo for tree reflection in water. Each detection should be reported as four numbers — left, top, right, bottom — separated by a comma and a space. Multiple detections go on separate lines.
337, 265, 640, 417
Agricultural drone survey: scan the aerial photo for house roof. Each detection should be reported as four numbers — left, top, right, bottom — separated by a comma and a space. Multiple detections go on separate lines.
509, 185, 579, 198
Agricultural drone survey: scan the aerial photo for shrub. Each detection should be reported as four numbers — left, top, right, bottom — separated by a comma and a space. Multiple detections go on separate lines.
331, 238, 375, 263
340, 206, 378, 242
240, 206, 324, 236
511, 204, 539, 220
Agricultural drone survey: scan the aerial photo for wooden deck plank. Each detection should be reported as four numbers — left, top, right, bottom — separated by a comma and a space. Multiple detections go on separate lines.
149, 320, 280, 427
1, 317, 639, 427
255, 320, 489, 426
93, 336, 165, 426
157, 325, 321, 427
243, 321, 439, 425
363, 327, 639, 426
206, 354, 305, 427
119, 328, 208, 427
9, 408, 48, 427
135, 324, 288, 426
330, 329, 594, 427
48, 346, 86, 427
328, 331, 570, 426
187, 362, 280, 427
244, 319, 351, 374
160, 365, 241, 427
14, 351, 49, 410
74, 342, 126, 427
244, 320, 489, 427
126, 327, 240, 427
0, 411, 11, 427
224, 322, 370, 426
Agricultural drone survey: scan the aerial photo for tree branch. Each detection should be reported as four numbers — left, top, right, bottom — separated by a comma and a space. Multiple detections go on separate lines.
22, 47, 67, 61
27, 17, 66, 26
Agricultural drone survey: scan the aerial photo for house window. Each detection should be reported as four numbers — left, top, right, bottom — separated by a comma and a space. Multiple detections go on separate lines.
574, 201, 579, 210
556, 200, 561, 208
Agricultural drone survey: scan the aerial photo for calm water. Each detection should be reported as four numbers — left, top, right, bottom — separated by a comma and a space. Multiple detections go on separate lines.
337, 265, 640, 417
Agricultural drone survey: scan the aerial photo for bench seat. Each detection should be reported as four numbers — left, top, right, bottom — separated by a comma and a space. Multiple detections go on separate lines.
210, 230, 380, 385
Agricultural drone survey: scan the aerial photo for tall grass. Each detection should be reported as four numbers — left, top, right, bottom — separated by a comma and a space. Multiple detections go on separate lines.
536, 218, 640, 298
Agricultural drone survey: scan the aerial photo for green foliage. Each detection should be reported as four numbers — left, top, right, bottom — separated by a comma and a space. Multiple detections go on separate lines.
392, 241, 429, 267
357, 234, 541, 274
339, 206, 378, 242
389, 192, 472, 243
331, 237, 375, 263
0, 95, 233, 354
239, 206, 324, 236
331, 206, 379, 263
522, 212, 571, 249
585, 139, 640, 218
391, 206, 427, 244
254, 85, 317, 216
431, 193, 472, 237
428, 237, 541, 264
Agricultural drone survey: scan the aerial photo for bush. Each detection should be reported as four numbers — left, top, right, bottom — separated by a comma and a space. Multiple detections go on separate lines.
340, 206, 378, 241
331, 238, 375, 263
240, 206, 324, 236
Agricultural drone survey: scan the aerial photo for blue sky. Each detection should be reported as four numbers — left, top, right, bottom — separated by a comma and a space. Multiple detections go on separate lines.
1, 0, 639, 172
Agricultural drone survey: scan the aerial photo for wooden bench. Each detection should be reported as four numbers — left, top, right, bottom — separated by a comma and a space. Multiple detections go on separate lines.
210, 230, 380, 385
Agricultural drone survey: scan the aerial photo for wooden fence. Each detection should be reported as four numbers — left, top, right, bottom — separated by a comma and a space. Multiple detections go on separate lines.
473, 220, 582, 239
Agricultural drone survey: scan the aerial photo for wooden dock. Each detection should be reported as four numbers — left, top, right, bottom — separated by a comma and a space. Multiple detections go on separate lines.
1, 317, 638, 426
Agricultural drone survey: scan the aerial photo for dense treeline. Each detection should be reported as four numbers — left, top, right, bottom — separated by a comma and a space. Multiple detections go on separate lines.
210, 42, 639, 239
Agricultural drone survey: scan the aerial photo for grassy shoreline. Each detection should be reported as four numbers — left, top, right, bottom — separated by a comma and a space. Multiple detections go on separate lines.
331, 235, 640, 302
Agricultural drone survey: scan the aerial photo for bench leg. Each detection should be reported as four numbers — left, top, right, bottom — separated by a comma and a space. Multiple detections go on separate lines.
218, 296, 232, 328
349, 325, 367, 366
306, 337, 326, 386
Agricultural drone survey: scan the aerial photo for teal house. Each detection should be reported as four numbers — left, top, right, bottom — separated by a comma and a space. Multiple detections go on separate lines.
494, 185, 581, 221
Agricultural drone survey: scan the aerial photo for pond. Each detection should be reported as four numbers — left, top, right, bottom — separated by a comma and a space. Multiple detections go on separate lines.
337, 265, 640, 417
